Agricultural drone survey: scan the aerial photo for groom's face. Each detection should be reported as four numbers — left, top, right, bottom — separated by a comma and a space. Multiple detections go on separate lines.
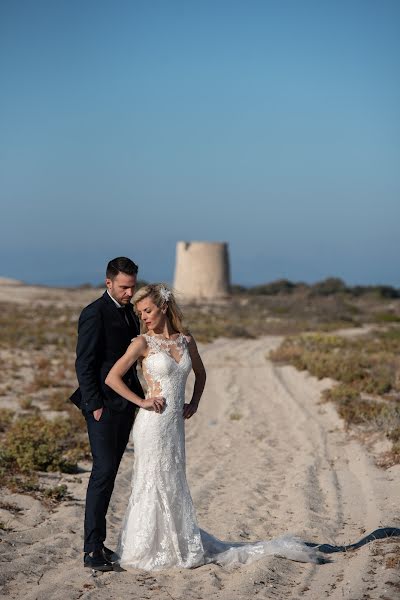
106, 272, 137, 305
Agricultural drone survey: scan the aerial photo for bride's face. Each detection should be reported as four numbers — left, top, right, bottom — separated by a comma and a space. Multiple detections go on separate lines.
136, 296, 166, 332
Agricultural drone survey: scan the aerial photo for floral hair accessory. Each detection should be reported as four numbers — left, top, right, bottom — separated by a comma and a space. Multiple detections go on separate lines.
159, 286, 172, 302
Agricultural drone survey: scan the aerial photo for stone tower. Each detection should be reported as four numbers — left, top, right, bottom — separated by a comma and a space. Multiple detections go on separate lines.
173, 241, 231, 301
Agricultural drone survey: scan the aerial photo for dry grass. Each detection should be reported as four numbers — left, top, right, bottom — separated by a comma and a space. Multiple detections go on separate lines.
229, 412, 243, 421
385, 546, 400, 570
0, 303, 78, 351
19, 396, 35, 410
46, 389, 72, 411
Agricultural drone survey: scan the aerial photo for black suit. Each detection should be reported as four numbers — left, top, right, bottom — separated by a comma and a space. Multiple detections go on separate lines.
71, 291, 144, 553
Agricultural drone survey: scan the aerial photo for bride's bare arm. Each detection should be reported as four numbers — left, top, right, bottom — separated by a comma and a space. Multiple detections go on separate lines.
105, 337, 164, 412
183, 335, 206, 419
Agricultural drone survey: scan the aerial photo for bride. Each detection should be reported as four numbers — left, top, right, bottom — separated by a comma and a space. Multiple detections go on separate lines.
105, 283, 322, 570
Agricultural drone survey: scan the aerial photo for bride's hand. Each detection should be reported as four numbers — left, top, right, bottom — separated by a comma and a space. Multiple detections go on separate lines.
183, 402, 197, 419
141, 396, 165, 413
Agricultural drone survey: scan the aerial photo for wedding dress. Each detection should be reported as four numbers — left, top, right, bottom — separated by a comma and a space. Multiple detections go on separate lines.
116, 333, 322, 570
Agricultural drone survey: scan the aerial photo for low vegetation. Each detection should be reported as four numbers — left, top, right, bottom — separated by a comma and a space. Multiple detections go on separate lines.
0, 280, 399, 510
184, 294, 362, 342
184, 278, 400, 341
2, 414, 87, 474
241, 277, 400, 299
270, 328, 400, 465
0, 410, 89, 504
0, 303, 78, 351
0, 408, 14, 432
0, 300, 88, 505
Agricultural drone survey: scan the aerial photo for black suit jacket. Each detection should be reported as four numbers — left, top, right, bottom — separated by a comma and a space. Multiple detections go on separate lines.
70, 291, 144, 413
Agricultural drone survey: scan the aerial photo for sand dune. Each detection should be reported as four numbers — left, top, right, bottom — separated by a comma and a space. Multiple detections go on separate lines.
1, 336, 399, 599
0, 277, 23, 286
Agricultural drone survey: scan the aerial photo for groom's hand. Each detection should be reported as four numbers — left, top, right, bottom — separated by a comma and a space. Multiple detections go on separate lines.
93, 407, 103, 421
183, 402, 197, 419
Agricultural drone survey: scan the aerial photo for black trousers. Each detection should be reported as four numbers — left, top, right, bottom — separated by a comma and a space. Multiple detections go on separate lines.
84, 404, 136, 553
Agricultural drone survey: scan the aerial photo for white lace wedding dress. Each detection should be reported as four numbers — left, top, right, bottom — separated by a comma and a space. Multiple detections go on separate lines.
116, 333, 322, 570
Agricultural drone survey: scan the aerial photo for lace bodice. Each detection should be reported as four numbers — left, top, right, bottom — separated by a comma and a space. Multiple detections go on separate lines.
143, 332, 187, 363
141, 333, 192, 405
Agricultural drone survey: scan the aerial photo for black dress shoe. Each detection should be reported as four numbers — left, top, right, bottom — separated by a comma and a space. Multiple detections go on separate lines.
102, 545, 119, 564
84, 550, 113, 571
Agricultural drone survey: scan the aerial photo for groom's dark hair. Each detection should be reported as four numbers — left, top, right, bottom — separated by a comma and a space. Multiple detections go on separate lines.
106, 257, 138, 280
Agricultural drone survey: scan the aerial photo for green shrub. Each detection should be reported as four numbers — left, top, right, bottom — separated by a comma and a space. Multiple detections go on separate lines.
323, 384, 360, 405
271, 332, 400, 391
3, 414, 87, 473
229, 412, 243, 420
0, 409, 14, 432
248, 279, 296, 295
388, 427, 400, 443
42, 484, 70, 502
335, 397, 394, 426
359, 361, 394, 395
311, 278, 347, 296
371, 286, 400, 299
374, 312, 400, 323
348, 285, 400, 299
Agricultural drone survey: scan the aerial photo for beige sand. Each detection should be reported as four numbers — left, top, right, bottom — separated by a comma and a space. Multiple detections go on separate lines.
1, 335, 399, 599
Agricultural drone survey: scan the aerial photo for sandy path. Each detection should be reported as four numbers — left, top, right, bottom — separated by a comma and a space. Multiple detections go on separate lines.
1, 336, 399, 600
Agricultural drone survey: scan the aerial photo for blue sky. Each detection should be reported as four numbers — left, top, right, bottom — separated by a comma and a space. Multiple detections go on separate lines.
1, 0, 399, 286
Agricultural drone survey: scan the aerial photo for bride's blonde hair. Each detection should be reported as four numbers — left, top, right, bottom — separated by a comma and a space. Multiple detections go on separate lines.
133, 283, 188, 334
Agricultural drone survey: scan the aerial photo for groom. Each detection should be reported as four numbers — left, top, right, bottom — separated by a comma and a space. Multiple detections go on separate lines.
70, 257, 154, 571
